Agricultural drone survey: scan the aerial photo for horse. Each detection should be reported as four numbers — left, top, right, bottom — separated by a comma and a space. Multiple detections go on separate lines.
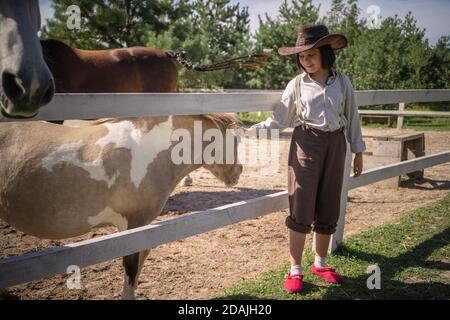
0, 0, 54, 118
41, 38, 268, 186
0, 113, 243, 299
41, 38, 268, 94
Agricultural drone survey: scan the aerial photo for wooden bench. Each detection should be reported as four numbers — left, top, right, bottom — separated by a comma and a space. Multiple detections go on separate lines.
368, 132, 425, 187
360, 114, 391, 126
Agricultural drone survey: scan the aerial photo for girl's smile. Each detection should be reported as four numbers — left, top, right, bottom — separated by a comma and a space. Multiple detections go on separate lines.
299, 48, 322, 74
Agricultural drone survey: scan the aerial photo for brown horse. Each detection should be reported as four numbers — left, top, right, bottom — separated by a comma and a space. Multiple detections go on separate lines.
41, 39, 176, 94
0, 1, 54, 118
41, 38, 268, 94
0, 113, 243, 299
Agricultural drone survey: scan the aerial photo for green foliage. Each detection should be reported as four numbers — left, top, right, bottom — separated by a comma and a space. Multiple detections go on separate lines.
146, 0, 254, 88
41, 0, 189, 48
249, 0, 320, 89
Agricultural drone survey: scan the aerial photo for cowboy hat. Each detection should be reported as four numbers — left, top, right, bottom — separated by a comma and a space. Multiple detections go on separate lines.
278, 24, 348, 56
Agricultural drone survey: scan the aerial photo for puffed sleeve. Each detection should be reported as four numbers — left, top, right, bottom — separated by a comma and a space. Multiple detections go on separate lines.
342, 74, 366, 154
253, 77, 298, 132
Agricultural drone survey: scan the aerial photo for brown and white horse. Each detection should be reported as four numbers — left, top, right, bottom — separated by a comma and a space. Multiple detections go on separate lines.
0, 113, 243, 299
0, 0, 54, 118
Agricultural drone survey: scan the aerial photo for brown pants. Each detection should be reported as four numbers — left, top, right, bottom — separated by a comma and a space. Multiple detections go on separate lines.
286, 125, 347, 235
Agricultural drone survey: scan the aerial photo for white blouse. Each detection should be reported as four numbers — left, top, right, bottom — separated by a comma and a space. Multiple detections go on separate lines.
254, 69, 366, 154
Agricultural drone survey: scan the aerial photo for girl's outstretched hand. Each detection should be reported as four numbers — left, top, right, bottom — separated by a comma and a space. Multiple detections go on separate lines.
353, 153, 363, 177
239, 126, 257, 136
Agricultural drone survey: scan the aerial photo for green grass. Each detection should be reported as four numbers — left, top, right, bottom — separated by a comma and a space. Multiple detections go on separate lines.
237, 112, 273, 125
215, 193, 450, 300
362, 116, 450, 131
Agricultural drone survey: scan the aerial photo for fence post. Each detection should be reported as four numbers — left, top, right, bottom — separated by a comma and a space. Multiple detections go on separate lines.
329, 142, 352, 252
397, 102, 405, 129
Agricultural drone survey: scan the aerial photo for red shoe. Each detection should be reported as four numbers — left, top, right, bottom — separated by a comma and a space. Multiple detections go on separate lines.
310, 264, 343, 284
284, 272, 304, 293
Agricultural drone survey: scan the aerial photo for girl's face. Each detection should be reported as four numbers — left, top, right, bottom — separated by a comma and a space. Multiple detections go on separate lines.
298, 48, 322, 74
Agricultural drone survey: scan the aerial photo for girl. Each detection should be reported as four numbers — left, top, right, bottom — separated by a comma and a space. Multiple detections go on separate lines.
245, 24, 366, 293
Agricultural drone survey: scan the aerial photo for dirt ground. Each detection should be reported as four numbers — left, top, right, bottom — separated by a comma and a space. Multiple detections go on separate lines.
1, 127, 449, 300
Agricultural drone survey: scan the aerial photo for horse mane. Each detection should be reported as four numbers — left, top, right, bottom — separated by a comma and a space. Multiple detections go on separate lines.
40, 38, 75, 54
202, 113, 240, 130
41, 38, 72, 48
41, 38, 78, 66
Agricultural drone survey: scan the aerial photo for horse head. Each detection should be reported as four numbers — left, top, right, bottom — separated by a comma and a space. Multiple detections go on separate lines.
201, 113, 243, 187
0, 0, 54, 118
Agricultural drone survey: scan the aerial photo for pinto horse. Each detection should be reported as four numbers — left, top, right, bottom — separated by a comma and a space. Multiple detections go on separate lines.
41, 38, 267, 185
0, 0, 54, 118
0, 113, 243, 299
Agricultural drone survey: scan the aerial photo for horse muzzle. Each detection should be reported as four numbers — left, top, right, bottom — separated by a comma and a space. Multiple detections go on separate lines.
0, 70, 54, 118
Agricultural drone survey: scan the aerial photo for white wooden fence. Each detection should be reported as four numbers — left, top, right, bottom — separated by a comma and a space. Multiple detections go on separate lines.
0, 89, 449, 289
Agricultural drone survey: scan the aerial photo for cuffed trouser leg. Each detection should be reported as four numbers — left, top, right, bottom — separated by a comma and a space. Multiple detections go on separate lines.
313, 131, 347, 235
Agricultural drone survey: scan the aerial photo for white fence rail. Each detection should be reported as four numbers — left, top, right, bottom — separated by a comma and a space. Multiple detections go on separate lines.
0, 89, 449, 289
359, 110, 449, 116
1, 89, 449, 122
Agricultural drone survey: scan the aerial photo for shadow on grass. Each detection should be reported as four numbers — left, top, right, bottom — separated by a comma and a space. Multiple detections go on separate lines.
320, 227, 450, 299
217, 227, 449, 300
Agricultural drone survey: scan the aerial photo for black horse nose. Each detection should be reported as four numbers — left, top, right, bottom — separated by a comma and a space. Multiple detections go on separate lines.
2, 71, 54, 107
39, 78, 55, 106
2, 71, 26, 102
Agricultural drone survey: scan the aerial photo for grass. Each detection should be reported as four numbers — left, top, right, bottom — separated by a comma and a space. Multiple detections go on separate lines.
215, 192, 450, 300
237, 112, 273, 125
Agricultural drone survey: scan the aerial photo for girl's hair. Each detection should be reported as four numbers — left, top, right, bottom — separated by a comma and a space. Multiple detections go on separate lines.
296, 44, 336, 72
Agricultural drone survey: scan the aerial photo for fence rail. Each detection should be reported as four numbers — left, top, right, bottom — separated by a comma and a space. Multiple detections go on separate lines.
1, 89, 449, 122
359, 110, 449, 116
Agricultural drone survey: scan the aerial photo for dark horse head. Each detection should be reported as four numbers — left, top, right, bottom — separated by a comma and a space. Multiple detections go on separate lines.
0, 0, 54, 118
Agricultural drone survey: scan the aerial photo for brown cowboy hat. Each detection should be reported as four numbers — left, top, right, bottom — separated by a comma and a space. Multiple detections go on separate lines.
278, 24, 348, 56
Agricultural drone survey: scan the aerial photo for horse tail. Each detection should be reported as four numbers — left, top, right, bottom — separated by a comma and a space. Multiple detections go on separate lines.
165, 51, 271, 72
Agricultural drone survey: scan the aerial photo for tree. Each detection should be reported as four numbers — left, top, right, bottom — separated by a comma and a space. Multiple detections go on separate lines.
423, 36, 450, 89
250, 0, 321, 89
146, 0, 253, 89
41, 0, 190, 49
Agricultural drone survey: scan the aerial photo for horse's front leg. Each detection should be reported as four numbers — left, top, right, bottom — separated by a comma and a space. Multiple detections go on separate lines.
122, 249, 150, 300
